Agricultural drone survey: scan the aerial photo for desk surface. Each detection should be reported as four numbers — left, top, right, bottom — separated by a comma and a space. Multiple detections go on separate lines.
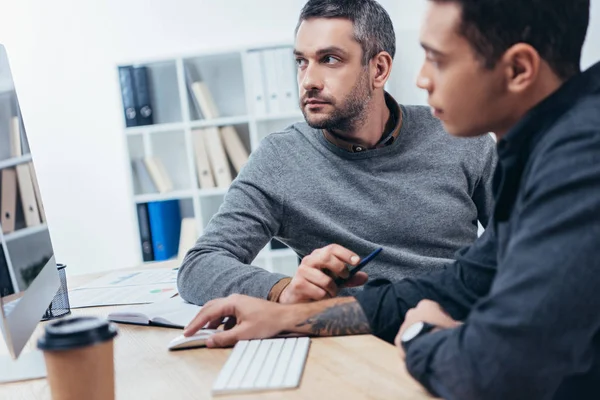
0, 262, 436, 400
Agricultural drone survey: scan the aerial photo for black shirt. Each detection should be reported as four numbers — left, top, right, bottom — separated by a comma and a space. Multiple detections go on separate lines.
354, 60, 600, 400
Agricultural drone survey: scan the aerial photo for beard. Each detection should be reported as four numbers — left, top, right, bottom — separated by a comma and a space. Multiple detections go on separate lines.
301, 69, 372, 133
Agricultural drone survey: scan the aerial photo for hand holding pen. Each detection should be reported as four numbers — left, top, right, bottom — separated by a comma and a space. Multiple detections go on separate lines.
278, 245, 383, 304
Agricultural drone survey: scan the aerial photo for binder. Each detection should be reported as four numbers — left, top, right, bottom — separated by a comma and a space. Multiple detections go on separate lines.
28, 162, 46, 223
191, 129, 216, 189
118, 66, 138, 127
1, 168, 17, 234
184, 63, 204, 119
132, 66, 154, 126
132, 158, 158, 193
147, 200, 182, 261
276, 48, 298, 113
143, 157, 173, 193
9, 116, 21, 157
219, 126, 249, 174
0, 246, 14, 296
15, 163, 41, 227
202, 127, 232, 187
262, 50, 281, 115
246, 51, 268, 116
191, 82, 220, 119
177, 218, 198, 261
136, 203, 155, 262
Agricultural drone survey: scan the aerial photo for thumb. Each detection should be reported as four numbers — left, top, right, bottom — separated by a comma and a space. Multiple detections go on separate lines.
206, 327, 242, 348
342, 271, 368, 288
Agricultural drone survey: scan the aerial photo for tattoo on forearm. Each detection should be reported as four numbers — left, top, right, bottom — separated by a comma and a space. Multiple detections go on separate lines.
295, 300, 371, 336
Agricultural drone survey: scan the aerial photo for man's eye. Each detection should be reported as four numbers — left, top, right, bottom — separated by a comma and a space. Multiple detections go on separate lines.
295, 58, 307, 68
323, 56, 340, 65
426, 53, 441, 68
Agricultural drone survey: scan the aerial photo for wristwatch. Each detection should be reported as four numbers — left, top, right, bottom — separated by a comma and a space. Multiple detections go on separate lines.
401, 321, 437, 351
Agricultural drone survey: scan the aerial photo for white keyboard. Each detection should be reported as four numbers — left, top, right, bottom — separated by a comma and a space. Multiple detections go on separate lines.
212, 337, 311, 395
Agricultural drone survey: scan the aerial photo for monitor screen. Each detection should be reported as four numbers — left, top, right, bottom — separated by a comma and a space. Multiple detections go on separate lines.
0, 44, 60, 359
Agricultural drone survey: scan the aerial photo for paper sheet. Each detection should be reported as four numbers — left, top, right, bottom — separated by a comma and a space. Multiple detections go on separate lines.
79, 268, 178, 289
69, 285, 177, 308
68, 268, 179, 308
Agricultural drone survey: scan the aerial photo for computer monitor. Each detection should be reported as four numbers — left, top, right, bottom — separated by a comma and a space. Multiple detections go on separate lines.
0, 44, 61, 382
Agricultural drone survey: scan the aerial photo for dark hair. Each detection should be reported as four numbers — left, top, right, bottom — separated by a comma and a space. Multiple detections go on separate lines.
431, 0, 590, 80
296, 0, 396, 64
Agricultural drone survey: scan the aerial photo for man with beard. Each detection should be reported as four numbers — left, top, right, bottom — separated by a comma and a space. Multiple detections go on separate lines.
178, 0, 496, 306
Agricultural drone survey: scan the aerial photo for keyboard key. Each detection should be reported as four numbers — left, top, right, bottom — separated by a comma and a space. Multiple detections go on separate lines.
240, 340, 272, 389
283, 337, 310, 388
212, 340, 248, 392
254, 338, 285, 388
268, 338, 297, 388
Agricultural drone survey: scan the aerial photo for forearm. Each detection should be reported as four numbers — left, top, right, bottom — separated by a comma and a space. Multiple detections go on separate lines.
178, 249, 287, 305
283, 297, 371, 337
355, 226, 498, 343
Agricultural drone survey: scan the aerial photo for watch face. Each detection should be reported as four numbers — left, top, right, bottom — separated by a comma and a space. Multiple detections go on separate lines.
402, 321, 425, 343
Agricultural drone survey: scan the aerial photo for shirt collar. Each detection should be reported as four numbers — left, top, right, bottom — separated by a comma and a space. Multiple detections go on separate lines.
498, 60, 600, 159
323, 91, 403, 153
492, 60, 600, 224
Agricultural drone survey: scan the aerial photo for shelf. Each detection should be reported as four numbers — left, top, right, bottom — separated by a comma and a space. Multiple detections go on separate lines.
134, 190, 195, 204
198, 187, 229, 198
4, 223, 48, 243
0, 154, 32, 170
125, 122, 185, 135
189, 115, 250, 129
256, 112, 303, 122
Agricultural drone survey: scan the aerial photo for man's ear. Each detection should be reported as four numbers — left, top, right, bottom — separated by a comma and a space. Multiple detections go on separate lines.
500, 43, 541, 94
371, 51, 393, 89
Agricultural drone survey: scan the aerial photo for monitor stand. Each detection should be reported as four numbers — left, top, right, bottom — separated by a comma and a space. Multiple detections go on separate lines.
0, 350, 46, 384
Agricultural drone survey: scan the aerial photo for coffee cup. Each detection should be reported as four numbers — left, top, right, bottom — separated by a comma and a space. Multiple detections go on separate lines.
37, 316, 118, 400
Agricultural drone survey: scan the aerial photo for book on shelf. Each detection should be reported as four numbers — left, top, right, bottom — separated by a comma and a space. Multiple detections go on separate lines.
27, 162, 46, 223
184, 63, 203, 120
201, 127, 232, 187
177, 218, 197, 261
246, 51, 268, 116
9, 116, 21, 157
15, 163, 41, 228
184, 62, 221, 120
262, 49, 281, 115
132, 158, 158, 194
136, 203, 155, 262
191, 129, 216, 189
275, 47, 299, 113
147, 199, 182, 261
1, 168, 17, 234
143, 156, 173, 194
219, 126, 249, 174
118, 66, 138, 127
191, 81, 220, 120
132, 66, 154, 126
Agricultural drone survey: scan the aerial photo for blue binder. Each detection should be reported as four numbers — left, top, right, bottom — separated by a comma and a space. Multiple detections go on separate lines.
147, 200, 182, 261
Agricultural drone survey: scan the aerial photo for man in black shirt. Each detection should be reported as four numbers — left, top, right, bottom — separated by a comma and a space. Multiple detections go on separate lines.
185, 1, 599, 398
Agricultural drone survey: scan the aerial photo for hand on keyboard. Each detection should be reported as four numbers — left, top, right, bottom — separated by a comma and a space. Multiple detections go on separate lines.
184, 294, 287, 348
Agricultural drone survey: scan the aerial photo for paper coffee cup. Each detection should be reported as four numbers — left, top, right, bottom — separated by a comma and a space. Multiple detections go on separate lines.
37, 316, 119, 400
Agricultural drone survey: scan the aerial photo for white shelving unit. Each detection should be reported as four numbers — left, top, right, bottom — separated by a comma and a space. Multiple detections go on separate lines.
119, 43, 304, 273
0, 88, 54, 295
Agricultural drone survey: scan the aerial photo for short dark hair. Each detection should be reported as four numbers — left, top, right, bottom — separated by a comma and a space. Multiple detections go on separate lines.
296, 0, 396, 65
431, 0, 590, 80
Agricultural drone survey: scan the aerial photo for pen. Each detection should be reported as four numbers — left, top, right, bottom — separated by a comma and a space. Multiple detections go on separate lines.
334, 247, 383, 286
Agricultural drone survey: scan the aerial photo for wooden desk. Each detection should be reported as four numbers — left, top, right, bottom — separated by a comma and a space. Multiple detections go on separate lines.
0, 263, 436, 400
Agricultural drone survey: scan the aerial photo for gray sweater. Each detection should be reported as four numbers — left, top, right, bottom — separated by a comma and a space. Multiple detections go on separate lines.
178, 105, 497, 305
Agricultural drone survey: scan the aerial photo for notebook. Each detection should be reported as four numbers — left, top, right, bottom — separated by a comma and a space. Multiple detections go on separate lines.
107, 296, 201, 328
